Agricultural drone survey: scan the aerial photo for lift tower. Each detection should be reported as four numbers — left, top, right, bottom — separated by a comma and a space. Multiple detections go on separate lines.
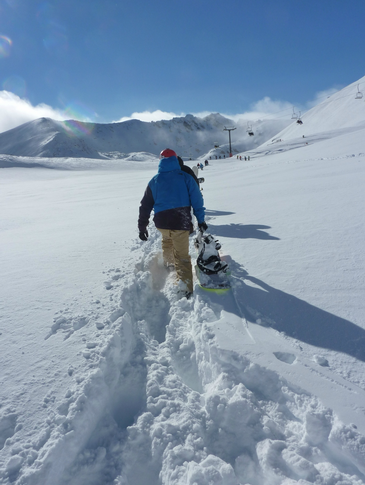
223, 126, 236, 157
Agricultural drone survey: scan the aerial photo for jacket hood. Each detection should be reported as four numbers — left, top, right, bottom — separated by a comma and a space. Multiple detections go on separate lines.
158, 155, 181, 173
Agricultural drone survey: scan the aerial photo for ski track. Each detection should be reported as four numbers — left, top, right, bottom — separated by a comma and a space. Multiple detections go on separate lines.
2, 228, 365, 485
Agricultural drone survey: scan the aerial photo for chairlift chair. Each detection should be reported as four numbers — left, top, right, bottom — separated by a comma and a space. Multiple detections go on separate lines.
246, 122, 254, 136
291, 107, 298, 119
296, 111, 303, 125
355, 84, 363, 99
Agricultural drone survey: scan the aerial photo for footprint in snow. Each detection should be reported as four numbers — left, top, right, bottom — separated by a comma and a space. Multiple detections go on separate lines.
45, 313, 90, 340
0, 412, 19, 450
273, 351, 297, 364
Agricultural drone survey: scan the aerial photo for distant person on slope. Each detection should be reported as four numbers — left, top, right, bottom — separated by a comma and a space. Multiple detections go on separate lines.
177, 155, 200, 234
138, 148, 207, 298
177, 156, 199, 186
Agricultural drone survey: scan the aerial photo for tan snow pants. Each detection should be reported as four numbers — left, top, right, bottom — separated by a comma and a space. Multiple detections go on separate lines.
157, 228, 193, 293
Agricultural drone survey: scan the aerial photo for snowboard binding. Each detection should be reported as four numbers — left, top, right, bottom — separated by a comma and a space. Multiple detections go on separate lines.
194, 230, 229, 275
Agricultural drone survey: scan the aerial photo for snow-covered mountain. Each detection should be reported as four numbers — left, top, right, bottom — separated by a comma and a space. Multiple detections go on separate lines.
1, 76, 365, 485
260, 75, 365, 148
1, 75, 364, 163
0, 113, 290, 160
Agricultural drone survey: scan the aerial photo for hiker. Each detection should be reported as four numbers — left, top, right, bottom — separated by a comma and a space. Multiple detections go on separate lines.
177, 156, 199, 186
138, 148, 207, 298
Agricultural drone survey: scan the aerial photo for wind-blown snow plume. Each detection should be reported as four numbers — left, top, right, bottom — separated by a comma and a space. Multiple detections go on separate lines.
0, 91, 65, 133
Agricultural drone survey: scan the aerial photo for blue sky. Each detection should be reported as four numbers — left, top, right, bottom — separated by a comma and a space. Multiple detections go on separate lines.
0, 0, 364, 131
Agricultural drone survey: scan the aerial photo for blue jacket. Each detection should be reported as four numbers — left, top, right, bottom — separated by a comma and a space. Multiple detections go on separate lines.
138, 156, 205, 232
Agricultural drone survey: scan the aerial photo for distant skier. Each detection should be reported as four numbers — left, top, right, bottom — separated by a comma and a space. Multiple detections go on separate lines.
138, 148, 207, 298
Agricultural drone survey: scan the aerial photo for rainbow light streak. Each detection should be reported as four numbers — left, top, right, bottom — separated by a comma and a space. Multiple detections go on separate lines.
62, 102, 96, 137
0, 35, 12, 58
63, 119, 94, 137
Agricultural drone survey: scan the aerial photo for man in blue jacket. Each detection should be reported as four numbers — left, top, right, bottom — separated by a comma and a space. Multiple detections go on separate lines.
138, 148, 207, 298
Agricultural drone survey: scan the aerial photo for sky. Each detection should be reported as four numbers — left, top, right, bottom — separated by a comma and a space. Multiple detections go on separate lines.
0, 0, 365, 132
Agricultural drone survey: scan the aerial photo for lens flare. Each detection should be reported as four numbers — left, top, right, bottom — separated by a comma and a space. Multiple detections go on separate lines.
62, 102, 96, 137
43, 31, 68, 55
37, 3, 68, 55
6, 0, 21, 7
2, 75, 27, 97
63, 119, 93, 137
0, 35, 12, 58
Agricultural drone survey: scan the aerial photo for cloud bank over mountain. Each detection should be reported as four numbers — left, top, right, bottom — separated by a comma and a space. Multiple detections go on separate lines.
0, 86, 340, 135
0, 113, 291, 160
0, 91, 66, 133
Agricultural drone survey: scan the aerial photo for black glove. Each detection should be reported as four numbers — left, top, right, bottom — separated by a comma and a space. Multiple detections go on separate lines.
139, 230, 148, 241
198, 221, 208, 232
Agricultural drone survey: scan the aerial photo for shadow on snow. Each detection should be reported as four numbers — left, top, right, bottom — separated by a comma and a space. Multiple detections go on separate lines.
227, 257, 365, 362
208, 222, 280, 241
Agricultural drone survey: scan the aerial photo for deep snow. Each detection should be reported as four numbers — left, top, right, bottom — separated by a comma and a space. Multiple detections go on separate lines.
1, 77, 365, 485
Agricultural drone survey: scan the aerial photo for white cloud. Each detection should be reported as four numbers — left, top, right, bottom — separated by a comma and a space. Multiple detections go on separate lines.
0, 91, 66, 133
306, 87, 340, 109
0, 89, 338, 136
115, 110, 183, 123
247, 97, 294, 119
115, 110, 221, 123
115, 98, 299, 126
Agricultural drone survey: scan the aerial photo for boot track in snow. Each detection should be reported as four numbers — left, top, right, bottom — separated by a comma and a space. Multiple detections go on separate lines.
6, 227, 365, 485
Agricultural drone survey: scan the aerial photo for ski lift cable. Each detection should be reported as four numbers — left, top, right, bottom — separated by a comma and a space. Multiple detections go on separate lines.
236, 79, 365, 126
251, 85, 365, 122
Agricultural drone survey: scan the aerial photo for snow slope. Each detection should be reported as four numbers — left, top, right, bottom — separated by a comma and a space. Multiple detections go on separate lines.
0, 113, 290, 160
261, 75, 365, 145
1, 78, 365, 484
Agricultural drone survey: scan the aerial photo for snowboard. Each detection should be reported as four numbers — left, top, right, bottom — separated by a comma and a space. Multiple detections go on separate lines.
195, 265, 231, 294
194, 231, 231, 293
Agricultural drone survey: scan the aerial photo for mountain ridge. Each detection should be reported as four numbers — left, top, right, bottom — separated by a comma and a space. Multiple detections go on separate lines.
1, 75, 365, 161
0, 113, 290, 160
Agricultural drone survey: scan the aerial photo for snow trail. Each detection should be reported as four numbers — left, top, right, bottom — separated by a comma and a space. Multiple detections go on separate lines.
3, 230, 365, 485
58, 228, 364, 485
